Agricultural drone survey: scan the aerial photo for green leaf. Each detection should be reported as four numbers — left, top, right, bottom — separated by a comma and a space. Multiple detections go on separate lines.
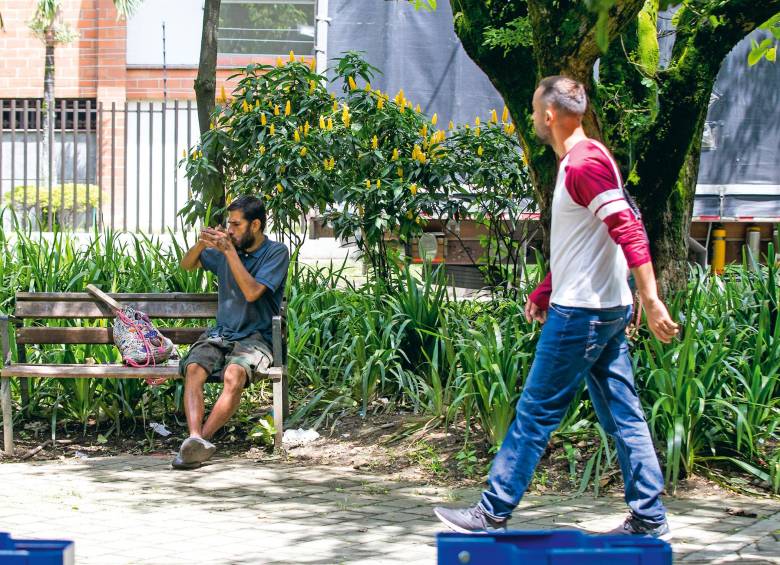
766, 46, 777, 63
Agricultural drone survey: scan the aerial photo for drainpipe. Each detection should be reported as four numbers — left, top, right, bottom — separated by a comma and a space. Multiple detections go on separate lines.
688, 236, 707, 270
315, 0, 331, 76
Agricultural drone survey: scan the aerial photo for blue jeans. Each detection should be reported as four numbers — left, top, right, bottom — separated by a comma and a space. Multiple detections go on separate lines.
479, 303, 666, 524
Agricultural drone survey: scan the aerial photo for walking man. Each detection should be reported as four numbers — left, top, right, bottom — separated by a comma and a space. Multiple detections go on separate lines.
173, 195, 289, 470
434, 76, 679, 537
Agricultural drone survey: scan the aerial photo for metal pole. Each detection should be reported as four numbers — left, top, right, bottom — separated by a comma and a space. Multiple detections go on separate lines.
148, 102, 154, 233
73, 101, 79, 229
123, 101, 128, 232
35, 100, 41, 227
161, 100, 166, 233
85, 100, 91, 229
22, 100, 28, 229
173, 99, 179, 232
111, 102, 116, 231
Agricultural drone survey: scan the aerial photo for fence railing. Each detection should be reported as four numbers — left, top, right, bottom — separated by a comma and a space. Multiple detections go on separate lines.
0, 99, 200, 233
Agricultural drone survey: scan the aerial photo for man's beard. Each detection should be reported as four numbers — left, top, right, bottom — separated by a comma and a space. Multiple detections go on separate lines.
233, 231, 256, 251
534, 125, 552, 145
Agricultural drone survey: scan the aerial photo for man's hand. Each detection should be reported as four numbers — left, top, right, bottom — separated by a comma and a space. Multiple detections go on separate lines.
200, 227, 233, 254
525, 297, 547, 324
642, 297, 679, 343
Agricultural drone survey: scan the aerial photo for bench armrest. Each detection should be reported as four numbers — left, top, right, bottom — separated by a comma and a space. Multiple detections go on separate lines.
0, 315, 12, 367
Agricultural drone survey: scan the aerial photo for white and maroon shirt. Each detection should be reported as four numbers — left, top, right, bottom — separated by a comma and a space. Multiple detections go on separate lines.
529, 139, 651, 310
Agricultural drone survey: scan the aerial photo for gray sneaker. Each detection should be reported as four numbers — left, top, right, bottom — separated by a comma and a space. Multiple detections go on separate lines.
178, 437, 216, 464
606, 514, 671, 540
434, 505, 508, 534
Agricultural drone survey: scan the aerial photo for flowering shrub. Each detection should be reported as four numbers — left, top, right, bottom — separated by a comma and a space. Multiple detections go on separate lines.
183, 52, 533, 283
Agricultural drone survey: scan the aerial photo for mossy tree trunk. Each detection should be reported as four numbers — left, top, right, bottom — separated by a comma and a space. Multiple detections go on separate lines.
449, 0, 780, 293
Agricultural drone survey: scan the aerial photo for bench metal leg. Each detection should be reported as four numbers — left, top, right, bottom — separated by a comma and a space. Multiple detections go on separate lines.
272, 373, 287, 450
1, 377, 12, 456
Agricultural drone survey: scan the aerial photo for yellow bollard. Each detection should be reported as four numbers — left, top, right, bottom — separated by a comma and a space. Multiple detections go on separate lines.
711, 228, 726, 275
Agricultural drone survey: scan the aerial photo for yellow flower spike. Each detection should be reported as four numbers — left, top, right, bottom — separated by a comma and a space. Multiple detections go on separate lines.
477, 145, 484, 157
397, 168, 404, 178
294, 130, 301, 143
255, 100, 260, 109
241, 100, 249, 112
259, 145, 266, 155
304, 121, 310, 136
421, 124, 428, 138
285, 100, 291, 116
377, 97, 385, 110
219, 84, 227, 103
431, 113, 438, 126
276, 57, 283, 67
319, 115, 326, 129
309, 58, 316, 71
410, 183, 418, 195
309, 80, 316, 94
406, 211, 413, 220
414, 104, 421, 113
415, 217, 421, 225
475, 116, 481, 126
502, 106, 509, 123
348, 76, 357, 90
269, 124, 275, 136
365, 179, 371, 189
508, 123, 516, 135
327, 117, 333, 131
391, 148, 399, 161
475, 127, 481, 137
265, 194, 272, 201
448, 120, 454, 130
182, 149, 187, 158
277, 183, 284, 193
376, 179, 381, 189
198, 151, 203, 159
364, 82, 372, 92
332, 99, 339, 113
371, 135, 378, 150
490, 109, 498, 124
274, 105, 280, 116
329, 157, 335, 169
209, 121, 215, 130
300, 147, 307, 157
289, 50, 295, 62
261, 113, 267, 126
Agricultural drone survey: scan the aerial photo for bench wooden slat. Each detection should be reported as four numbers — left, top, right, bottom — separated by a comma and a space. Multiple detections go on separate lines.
0, 364, 282, 381
15, 300, 218, 319
15, 293, 217, 302
15, 327, 207, 345
0, 364, 182, 379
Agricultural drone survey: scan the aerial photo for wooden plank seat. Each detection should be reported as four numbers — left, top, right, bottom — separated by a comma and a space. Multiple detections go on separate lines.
0, 292, 288, 455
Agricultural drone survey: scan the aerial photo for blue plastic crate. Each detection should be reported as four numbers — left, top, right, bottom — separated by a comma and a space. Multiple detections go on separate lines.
438, 530, 672, 565
0, 533, 74, 565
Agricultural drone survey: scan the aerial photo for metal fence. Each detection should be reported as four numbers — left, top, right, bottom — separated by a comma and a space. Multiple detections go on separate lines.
0, 99, 200, 233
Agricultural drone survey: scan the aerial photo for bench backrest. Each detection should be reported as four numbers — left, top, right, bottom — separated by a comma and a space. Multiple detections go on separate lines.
14, 292, 218, 346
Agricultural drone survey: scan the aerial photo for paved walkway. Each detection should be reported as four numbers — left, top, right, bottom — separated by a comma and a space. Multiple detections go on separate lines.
0, 455, 778, 564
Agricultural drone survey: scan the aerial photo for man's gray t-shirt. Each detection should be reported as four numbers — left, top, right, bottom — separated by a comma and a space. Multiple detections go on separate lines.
200, 238, 289, 344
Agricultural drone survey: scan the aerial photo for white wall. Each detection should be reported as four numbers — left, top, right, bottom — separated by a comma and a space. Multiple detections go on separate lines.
126, 0, 204, 66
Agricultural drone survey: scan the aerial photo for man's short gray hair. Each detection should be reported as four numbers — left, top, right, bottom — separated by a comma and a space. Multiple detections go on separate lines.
537, 76, 587, 116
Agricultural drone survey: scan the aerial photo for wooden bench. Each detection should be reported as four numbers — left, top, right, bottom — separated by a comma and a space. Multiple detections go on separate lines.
0, 292, 288, 455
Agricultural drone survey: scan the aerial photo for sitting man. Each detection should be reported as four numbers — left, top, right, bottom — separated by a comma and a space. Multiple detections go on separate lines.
173, 195, 289, 469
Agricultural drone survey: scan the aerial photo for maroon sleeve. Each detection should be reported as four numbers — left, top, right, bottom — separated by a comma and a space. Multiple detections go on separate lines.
529, 272, 552, 310
564, 142, 652, 269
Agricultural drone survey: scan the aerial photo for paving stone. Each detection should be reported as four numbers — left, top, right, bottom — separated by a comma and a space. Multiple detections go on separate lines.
1, 455, 779, 564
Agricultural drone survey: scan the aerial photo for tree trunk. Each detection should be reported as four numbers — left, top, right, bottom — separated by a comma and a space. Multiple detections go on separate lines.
193, 0, 225, 224
630, 0, 780, 293
40, 31, 55, 187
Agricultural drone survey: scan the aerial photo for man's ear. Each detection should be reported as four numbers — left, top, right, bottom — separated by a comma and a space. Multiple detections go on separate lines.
545, 108, 554, 126
253, 218, 263, 234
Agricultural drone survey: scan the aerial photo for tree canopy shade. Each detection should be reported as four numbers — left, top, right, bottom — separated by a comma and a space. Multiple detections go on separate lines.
435, 0, 780, 292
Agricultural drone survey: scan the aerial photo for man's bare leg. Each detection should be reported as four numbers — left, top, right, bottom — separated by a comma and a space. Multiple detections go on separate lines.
202, 364, 247, 440
184, 363, 209, 438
